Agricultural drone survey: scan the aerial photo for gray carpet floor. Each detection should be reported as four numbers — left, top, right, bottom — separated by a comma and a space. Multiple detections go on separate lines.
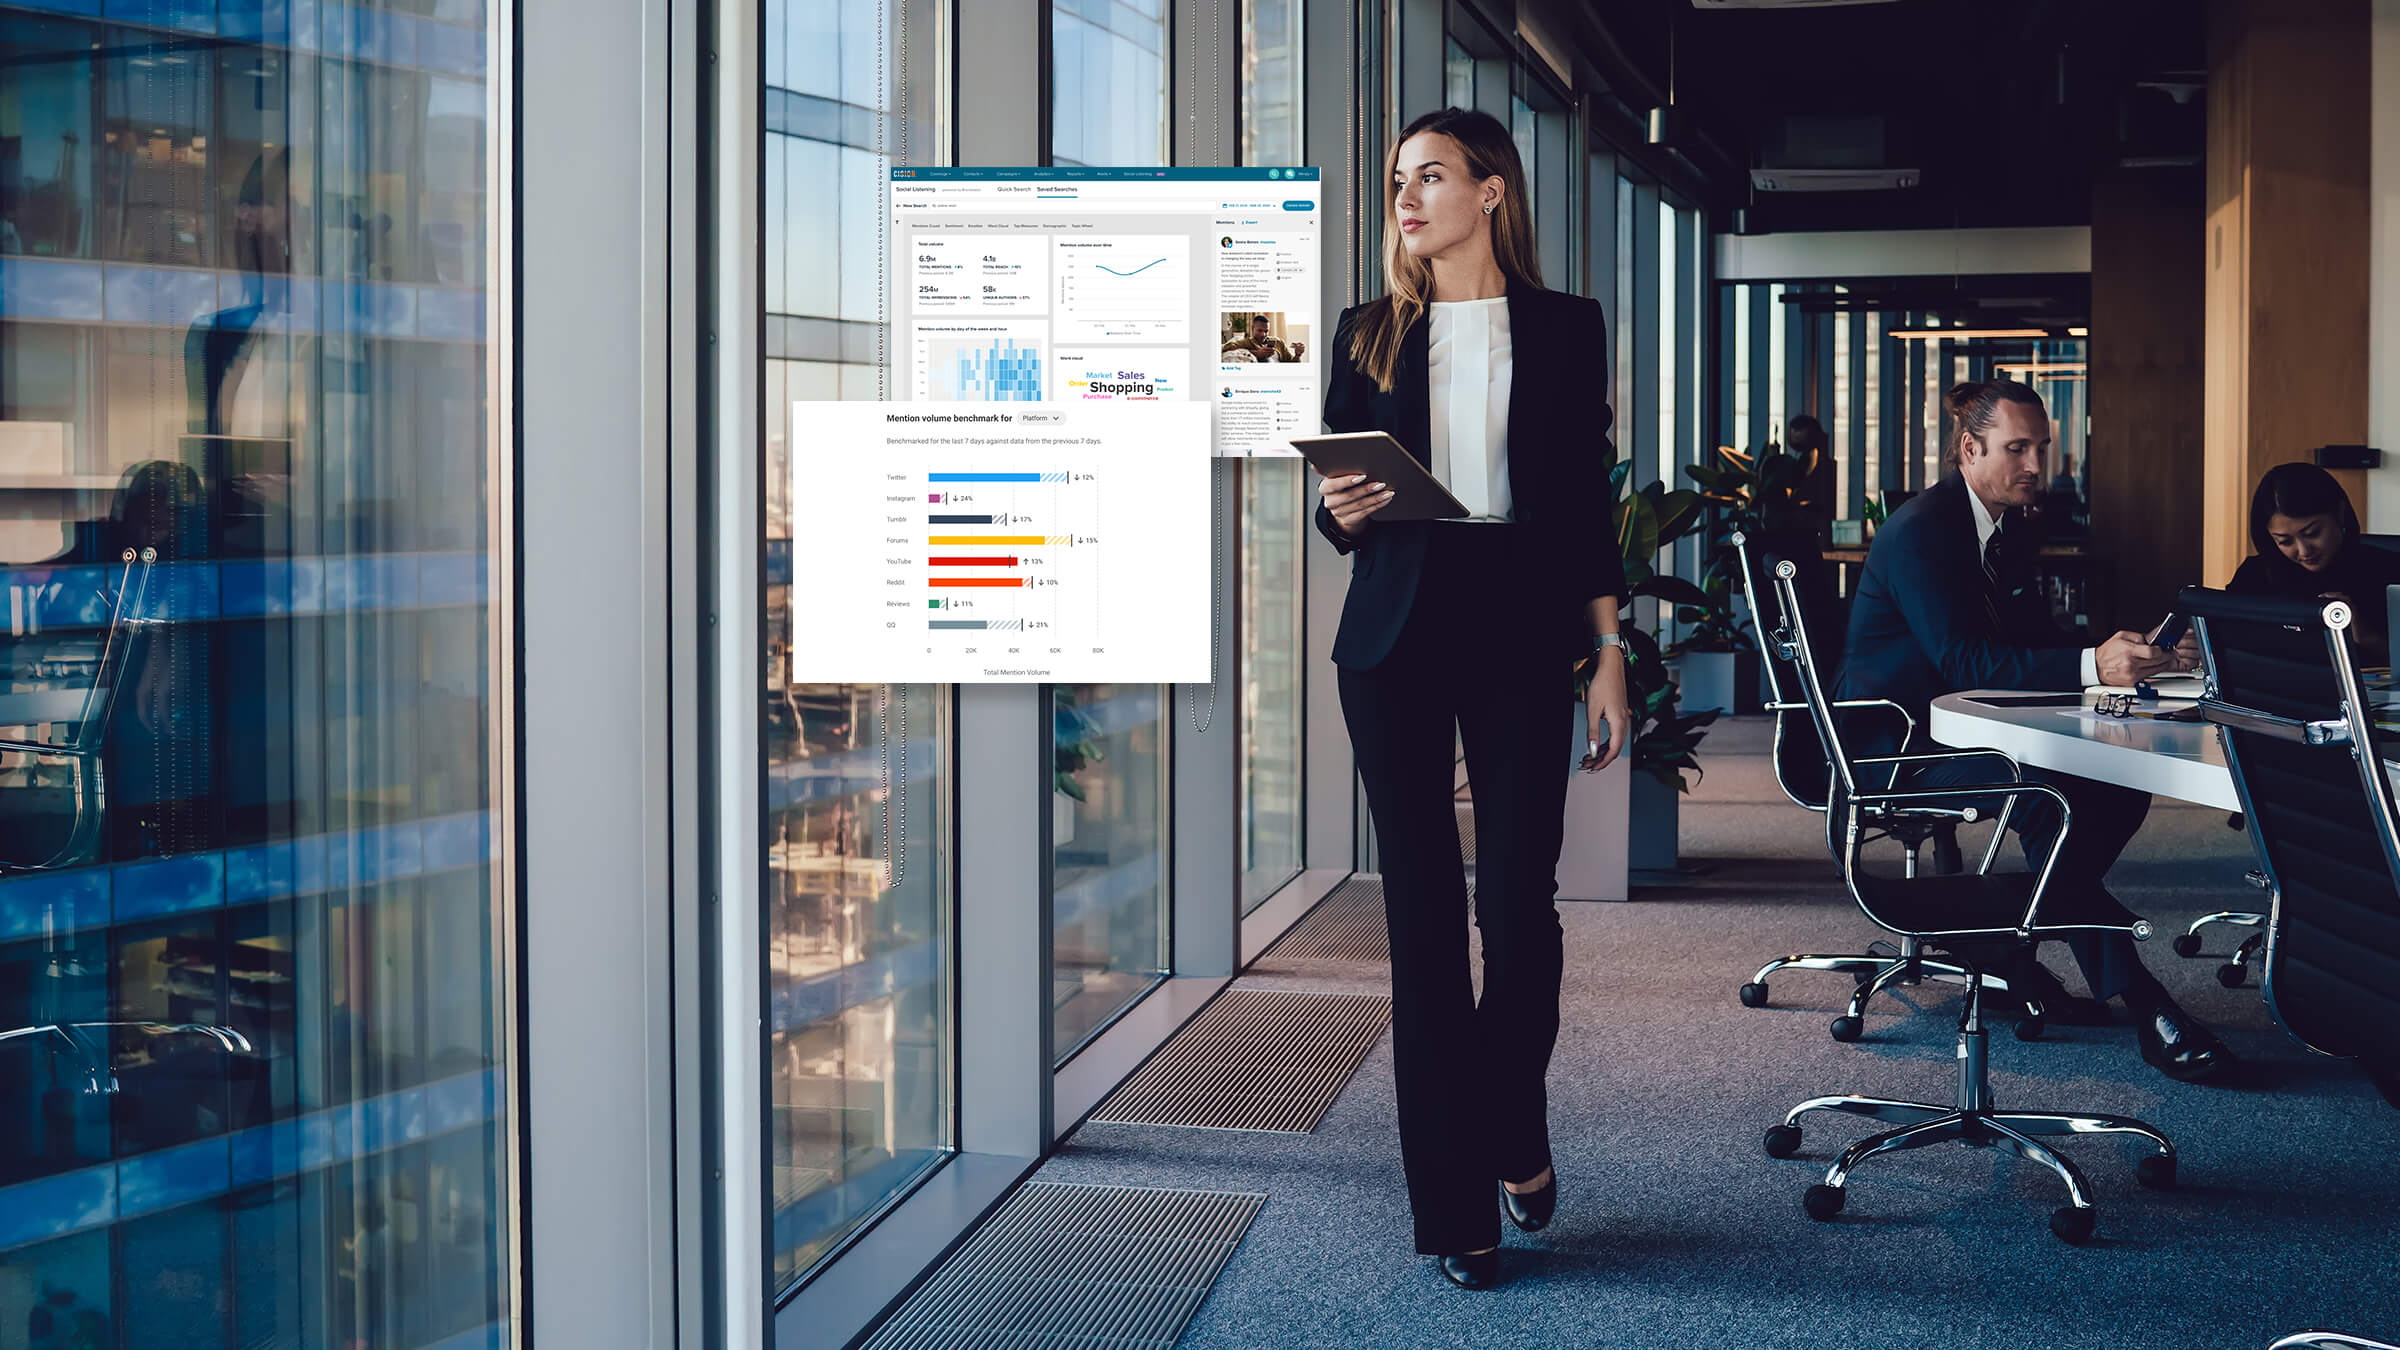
1033, 718, 2400, 1350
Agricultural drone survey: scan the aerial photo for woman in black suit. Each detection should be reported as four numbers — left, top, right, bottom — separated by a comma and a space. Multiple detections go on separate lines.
1313, 106, 1630, 1290
2227, 462, 2400, 653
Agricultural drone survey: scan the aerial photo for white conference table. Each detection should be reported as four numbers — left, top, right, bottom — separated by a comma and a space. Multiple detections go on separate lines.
1931, 686, 2400, 812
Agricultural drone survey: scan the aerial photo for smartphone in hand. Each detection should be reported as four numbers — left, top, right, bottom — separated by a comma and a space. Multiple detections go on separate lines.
2150, 613, 2190, 651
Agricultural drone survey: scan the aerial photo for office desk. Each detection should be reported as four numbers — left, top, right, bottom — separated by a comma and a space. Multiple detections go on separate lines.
1930, 689, 2400, 813
1930, 692, 2237, 810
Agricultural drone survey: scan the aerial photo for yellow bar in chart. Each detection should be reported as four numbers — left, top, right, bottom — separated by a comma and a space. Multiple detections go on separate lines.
927, 534, 1052, 545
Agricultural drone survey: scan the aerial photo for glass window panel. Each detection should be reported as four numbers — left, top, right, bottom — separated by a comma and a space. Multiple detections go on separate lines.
1864, 310, 1882, 502
1237, 0, 1303, 913
1049, 2, 1165, 167
1769, 282, 1788, 444
1050, 684, 1169, 1058
1240, 0, 1304, 169
1656, 198, 1676, 495
1041, 0, 1169, 1054
785, 137, 840, 318
1445, 36, 1472, 111
1614, 176, 1633, 443
1239, 461, 1303, 912
1, 12, 97, 260
758, 0, 956, 1295
1833, 308, 1852, 511
1732, 284, 1751, 452
0, 6, 512, 1347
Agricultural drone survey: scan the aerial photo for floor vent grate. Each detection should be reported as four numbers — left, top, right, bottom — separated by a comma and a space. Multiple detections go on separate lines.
1260, 877, 1388, 964
860, 1183, 1265, 1349
1086, 988, 1390, 1132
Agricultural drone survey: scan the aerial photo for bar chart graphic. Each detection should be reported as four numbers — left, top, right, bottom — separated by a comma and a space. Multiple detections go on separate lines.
789, 401, 1211, 682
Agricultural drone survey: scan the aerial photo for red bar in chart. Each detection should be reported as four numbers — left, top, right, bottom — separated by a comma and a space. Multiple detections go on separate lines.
928, 577, 1026, 588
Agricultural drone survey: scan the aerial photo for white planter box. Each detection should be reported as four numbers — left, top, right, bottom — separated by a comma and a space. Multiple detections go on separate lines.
1053, 789, 1077, 846
1556, 700, 1631, 902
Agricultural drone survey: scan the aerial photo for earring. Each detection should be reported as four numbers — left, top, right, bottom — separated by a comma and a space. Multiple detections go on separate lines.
1482, 204, 1495, 215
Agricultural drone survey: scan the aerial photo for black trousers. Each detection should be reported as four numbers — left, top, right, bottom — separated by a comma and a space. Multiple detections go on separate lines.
1895, 756, 2154, 1000
1336, 522, 1575, 1256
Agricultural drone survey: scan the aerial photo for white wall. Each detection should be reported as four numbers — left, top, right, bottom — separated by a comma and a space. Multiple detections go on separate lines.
2371, 0, 2400, 528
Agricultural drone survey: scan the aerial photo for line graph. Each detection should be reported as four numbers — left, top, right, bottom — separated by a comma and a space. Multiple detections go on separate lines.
1055, 236, 1190, 343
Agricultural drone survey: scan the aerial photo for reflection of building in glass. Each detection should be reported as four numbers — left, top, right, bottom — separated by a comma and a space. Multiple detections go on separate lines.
0, 4, 506, 1345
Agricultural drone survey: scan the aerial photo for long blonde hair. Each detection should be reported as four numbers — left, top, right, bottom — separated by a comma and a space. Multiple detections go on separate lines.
1348, 107, 1544, 392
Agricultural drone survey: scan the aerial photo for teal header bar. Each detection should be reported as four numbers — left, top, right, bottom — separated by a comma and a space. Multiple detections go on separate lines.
892, 166, 1320, 182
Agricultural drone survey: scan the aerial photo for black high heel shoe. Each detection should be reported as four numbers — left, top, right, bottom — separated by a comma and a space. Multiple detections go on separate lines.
1437, 1250, 1500, 1289
1500, 1172, 1557, 1232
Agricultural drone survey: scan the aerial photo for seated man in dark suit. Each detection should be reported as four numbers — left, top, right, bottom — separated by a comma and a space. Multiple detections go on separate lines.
1834, 378, 2232, 1083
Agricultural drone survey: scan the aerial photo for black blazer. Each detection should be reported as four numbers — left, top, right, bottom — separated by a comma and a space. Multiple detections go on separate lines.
1310, 280, 1628, 670
1833, 472, 2083, 731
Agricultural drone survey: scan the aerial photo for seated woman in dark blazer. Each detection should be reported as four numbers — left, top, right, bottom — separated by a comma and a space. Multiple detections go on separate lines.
2228, 462, 2400, 653
1312, 106, 1630, 1292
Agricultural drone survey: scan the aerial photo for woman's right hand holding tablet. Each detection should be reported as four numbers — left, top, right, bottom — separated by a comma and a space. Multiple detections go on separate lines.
1320, 472, 1395, 538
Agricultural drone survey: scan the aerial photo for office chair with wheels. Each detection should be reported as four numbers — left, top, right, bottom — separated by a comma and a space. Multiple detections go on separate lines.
1726, 530, 2014, 1041
2269, 1335, 2400, 1350
2184, 587, 2400, 1111
1759, 560, 2176, 1244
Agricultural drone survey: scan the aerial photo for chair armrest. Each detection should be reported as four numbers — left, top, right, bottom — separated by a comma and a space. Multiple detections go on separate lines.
1852, 781, 2076, 932
1854, 747, 2024, 778
1827, 697, 1921, 748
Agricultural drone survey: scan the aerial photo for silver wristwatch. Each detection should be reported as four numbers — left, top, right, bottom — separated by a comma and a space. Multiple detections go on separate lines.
1592, 633, 1624, 652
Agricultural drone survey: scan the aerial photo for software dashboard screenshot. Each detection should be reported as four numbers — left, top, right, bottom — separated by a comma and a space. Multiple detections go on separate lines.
886, 165, 1324, 455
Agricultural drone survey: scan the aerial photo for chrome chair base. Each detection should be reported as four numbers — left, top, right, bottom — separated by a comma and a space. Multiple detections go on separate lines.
1742, 937, 2015, 1043
1764, 981, 2175, 1245
2172, 910, 2267, 987
2269, 1335, 2400, 1350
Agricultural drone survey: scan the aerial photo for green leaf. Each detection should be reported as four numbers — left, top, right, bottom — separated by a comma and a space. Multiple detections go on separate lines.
1616, 493, 1660, 562
1649, 489, 1706, 544
1634, 575, 1712, 609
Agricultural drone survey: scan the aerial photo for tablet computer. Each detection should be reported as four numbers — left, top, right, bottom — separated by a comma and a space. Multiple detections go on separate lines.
1288, 431, 1469, 522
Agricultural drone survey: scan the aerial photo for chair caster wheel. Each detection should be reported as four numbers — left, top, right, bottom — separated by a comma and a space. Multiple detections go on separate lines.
1763, 1124, 1803, 1159
1828, 1015, 1864, 1043
2137, 1154, 2177, 1190
2216, 963, 2248, 989
1739, 982, 1770, 1008
1803, 1184, 1845, 1221
2049, 1206, 2096, 1245
2172, 933, 2203, 958
2013, 1015, 2045, 1042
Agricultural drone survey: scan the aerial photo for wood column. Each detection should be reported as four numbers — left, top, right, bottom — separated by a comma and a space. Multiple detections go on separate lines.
2204, 0, 2374, 583
2090, 170, 2205, 631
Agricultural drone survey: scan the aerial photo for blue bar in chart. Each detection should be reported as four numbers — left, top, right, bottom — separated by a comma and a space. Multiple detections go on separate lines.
926, 335, 1043, 401
930, 472, 1041, 483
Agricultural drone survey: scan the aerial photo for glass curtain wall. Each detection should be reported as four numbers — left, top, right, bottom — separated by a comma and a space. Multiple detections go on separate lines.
1713, 287, 2091, 519
1238, 0, 1304, 914
762, 0, 956, 1293
0, 4, 515, 1347
1045, 4, 1170, 1060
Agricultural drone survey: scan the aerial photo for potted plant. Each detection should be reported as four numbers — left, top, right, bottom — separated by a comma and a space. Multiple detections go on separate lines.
1667, 567, 1760, 716
1685, 440, 1827, 711
1557, 457, 1722, 892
